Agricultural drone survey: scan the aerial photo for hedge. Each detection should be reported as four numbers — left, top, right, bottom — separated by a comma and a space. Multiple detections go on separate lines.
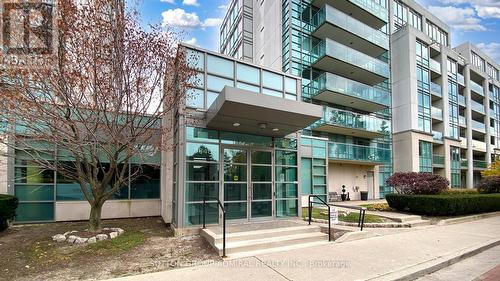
385, 193, 500, 216
0, 195, 18, 231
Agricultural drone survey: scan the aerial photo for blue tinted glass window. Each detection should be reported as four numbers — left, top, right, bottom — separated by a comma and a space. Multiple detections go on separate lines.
263, 71, 283, 91
186, 88, 204, 108
207, 75, 234, 92
237, 63, 260, 85
207, 91, 218, 107
237, 82, 260, 93
186, 142, 219, 162
186, 49, 204, 71
207, 55, 234, 78
284, 77, 297, 94
262, 88, 282, 98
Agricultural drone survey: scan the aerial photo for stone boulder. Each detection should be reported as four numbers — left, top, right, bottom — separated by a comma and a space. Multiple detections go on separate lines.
96, 234, 108, 241
52, 234, 67, 243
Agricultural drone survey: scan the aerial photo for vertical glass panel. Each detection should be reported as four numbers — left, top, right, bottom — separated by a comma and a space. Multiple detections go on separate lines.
275, 150, 297, 165
237, 63, 260, 84
251, 166, 272, 182
253, 183, 272, 199
130, 165, 161, 199
221, 131, 273, 147
186, 127, 219, 143
223, 149, 247, 163
263, 70, 283, 91
185, 203, 218, 225
300, 158, 312, 195
187, 72, 204, 88
186, 88, 204, 108
186, 163, 219, 181
207, 54, 234, 78
275, 138, 297, 150
251, 151, 272, 164
236, 82, 260, 93
262, 88, 283, 98
14, 167, 54, 184
276, 199, 297, 217
15, 185, 54, 201
284, 77, 297, 94
16, 202, 54, 222
224, 183, 247, 201
313, 147, 326, 158
207, 75, 234, 91
186, 49, 204, 71
186, 143, 219, 161
207, 91, 218, 107
251, 201, 272, 218
224, 164, 247, 182
224, 202, 247, 220
276, 167, 297, 182
185, 183, 219, 202
276, 183, 298, 198
56, 183, 86, 201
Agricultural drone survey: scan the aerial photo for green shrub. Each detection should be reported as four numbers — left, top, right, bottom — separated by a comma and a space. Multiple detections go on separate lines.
385, 193, 500, 216
385, 172, 449, 194
0, 195, 19, 231
439, 189, 479, 195
476, 176, 500, 194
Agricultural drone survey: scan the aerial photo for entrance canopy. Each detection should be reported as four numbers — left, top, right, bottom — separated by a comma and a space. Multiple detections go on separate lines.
207, 86, 323, 137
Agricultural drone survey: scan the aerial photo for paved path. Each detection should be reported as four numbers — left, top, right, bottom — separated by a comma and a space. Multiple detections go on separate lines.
108, 216, 500, 281
415, 245, 500, 281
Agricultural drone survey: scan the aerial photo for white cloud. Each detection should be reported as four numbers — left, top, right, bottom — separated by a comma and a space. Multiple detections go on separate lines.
439, 0, 500, 19
161, 8, 222, 29
160, 0, 175, 3
427, 6, 487, 31
183, 0, 200, 6
218, 4, 228, 10
183, 37, 198, 46
476, 42, 500, 62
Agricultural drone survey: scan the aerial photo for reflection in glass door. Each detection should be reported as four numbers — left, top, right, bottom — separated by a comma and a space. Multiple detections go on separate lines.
250, 150, 273, 219
223, 148, 248, 220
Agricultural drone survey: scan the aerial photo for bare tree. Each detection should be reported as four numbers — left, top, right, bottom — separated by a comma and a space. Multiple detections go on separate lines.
0, 0, 193, 231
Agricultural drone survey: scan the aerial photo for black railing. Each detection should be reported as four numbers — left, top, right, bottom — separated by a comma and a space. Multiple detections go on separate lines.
330, 204, 367, 231
202, 197, 226, 258
308, 195, 332, 241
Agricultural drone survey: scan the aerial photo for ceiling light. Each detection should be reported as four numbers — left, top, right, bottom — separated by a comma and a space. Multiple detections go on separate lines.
272, 128, 279, 132
233, 122, 240, 127
259, 123, 267, 129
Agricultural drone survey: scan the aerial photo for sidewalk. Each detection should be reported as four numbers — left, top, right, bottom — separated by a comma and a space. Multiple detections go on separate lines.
108, 216, 500, 281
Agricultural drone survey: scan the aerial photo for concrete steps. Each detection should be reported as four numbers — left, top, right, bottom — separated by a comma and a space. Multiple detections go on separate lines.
201, 224, 329, 258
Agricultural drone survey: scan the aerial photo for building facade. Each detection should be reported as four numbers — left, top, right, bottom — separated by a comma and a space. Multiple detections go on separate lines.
390, 0, 500, 188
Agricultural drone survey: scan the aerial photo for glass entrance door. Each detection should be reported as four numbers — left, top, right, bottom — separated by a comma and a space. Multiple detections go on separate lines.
222, 147, 274, 221
250, 150, 273, 219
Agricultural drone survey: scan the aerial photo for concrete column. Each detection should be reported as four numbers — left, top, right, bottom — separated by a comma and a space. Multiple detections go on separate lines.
465, 65, 474, 188
484, 78, 492, 166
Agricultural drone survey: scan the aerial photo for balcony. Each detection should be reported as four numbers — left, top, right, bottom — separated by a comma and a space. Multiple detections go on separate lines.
471, 139, 487, 151
460, 137, 467, 148
431, 107, 443, 120
470, 80, 484, 95
310, 38, 390, 85
311, 0, 388, 28
458, 95, 466, 106
461, 159, 468, 169
430, 59, 441, 75
459, 115, 466, 127
473, 160, 487, 169
430, 82, 442, 97
471, 100, 485, 114
432, 131, 443, 142
311, 106, 391, 139
303, 73, 390, 112
457, 73, 465, 86
433, 154, 445, 167
311, 4, 388, 57
471, 120, 486, 133
328, 142, 391, 164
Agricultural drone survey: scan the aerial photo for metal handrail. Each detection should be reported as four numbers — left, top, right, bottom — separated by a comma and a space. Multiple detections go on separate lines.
308, 195, 332, 241
330, 204, 367, 231
202, 197, 226, 258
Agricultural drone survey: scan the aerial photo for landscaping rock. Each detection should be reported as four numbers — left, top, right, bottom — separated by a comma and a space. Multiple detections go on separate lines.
109, 232, 118, 239
52, 234, 66, 243
96, 234, 108, 241
67, 235, 77, 243
111, 227, 124, 235
74, 237, 88, 244
87, 237, 97, 244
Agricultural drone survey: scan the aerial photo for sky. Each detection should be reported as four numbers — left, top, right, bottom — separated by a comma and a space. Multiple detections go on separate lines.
133, 0, 500, 63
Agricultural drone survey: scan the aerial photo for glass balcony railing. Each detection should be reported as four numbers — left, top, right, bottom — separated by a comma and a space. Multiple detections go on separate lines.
433, 131, 443, 141
457, 73, 465, 85
461, 159, 468, 168
471, 100, 485, 114
430, 59, 441, 74
433, 154, 445, 166
471, 120, 486, 133
430, 82, 442, 97
328, 142, 391, 163
470, 80, 484, 95
304, 72, 390, 106
348, 0, 389, 23
459, 115, 466, 126
431, 107, 443, 120
312, 5, 389, 50
458, 95, 466, 106
311, 38, 390, 78
471, 139, 487, 151
473, 160, 487, 169
460, 137, 467, 147
314, 106, 391, 135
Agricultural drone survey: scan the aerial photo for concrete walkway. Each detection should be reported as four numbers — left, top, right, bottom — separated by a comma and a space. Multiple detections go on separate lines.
108, 216, 500, 281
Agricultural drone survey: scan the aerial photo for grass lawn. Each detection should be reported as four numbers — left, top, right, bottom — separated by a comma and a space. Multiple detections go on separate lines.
302, 207, 384, 223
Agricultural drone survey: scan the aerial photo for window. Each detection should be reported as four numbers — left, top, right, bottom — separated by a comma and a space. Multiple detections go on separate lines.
419, 141, 432, 172
409, 9, 422, 31
416, 41, 429, 66
487, 63, 499, 81
207, 54, 234, 78
263, 70, 283, 91
237, 63, 260, 85
207, 75, 234, 92
471, 52, 485, 72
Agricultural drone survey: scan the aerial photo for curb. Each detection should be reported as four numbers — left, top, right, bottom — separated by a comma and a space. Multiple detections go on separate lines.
366, 238, 500, 281
304, 217, 414, 228
435, 211, 500, 226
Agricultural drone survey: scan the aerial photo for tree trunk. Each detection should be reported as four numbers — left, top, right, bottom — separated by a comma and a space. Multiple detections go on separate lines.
88, 202, 103, 232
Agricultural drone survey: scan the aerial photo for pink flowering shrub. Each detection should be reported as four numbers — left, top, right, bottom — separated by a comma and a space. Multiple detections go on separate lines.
386, 172, 449, 195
